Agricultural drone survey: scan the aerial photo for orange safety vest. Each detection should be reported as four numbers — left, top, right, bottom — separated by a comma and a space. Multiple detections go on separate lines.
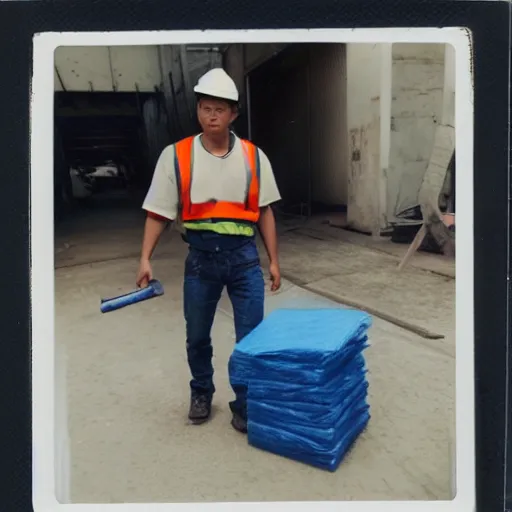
174, 135, 261, 224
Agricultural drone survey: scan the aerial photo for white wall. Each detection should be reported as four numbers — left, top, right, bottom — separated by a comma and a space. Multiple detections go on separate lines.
346, 43, 390, 234
223, 42, 452, 232
346, 43, 449, 233
387, 44, 445, 221
54, 46, 162, 92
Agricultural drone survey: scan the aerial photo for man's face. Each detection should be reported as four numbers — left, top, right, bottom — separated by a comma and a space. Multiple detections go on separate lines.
197, 97, 238, 135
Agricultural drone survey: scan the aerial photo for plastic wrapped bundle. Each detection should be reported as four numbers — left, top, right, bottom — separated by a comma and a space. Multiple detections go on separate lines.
229, 308, 372, 471
230, 336, 369, 388
248, 380, 368, 430
247, 353, 367, 405
248, 407, 370, 471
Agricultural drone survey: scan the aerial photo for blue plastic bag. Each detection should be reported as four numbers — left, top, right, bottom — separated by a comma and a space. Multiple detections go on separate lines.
248, 380, 369, 429
246, 354, 367, 404
233, 308, 372, 362
248, 408, 370, 472
249, 400, 370, 451
230, 336, 368, 387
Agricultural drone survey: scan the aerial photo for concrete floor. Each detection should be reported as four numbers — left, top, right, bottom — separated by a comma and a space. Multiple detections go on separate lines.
55, 198, 455, 503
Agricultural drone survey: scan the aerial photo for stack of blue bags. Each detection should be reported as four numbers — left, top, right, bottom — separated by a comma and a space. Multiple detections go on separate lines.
229, 308, 372, 472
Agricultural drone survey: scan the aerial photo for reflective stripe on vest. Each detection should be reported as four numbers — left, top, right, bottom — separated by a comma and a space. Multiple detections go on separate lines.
174, 135, 260, 224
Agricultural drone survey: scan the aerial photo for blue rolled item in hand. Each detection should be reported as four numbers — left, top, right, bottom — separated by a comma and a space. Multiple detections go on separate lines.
100, 279, 164, 313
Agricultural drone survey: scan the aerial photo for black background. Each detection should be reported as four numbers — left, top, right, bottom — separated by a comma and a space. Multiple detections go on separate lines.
0, 0, 509, 511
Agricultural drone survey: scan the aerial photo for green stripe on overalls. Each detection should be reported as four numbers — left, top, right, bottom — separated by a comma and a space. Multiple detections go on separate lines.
183, 221, 255, 236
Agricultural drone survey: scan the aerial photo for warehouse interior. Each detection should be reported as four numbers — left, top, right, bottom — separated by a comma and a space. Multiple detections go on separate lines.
53, 44, 213, 222
54, 92, 153, 215
54, 42, 455, 256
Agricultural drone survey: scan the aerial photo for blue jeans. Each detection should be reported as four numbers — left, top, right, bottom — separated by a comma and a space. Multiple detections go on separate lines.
183, 231, 265, 420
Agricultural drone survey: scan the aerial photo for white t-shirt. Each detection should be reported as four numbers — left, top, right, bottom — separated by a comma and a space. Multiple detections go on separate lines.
143, 133, 281, 221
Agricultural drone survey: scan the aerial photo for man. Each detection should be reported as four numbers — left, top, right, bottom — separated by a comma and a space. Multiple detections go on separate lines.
136, 68, 282, 433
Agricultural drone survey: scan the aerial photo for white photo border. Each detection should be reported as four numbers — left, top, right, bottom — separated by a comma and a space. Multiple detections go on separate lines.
31, 27, 474, 512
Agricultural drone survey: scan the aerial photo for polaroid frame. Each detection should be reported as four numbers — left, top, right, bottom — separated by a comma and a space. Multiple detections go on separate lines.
31, 27, 472, 512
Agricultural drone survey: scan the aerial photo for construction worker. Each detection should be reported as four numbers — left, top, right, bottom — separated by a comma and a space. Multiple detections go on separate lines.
136, 68, 282, 433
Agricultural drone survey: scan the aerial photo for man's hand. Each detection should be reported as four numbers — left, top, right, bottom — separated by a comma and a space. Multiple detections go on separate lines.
136, 258, 153, 288
269, 261, 281, 291
136, 214, 167, 288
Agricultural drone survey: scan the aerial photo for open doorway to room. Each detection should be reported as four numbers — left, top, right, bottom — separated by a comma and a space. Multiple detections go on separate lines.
246, 43, 349, 221
53, 44, 222, 265
54, 91, 156, 217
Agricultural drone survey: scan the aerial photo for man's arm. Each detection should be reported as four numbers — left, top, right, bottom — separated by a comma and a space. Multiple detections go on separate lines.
256, 148, 282, 291
258, 206, 281, 291
140, 145, 179, 258
258, 206, 278, 265
136, 213, 170, 287
136, 145, 178, 287
141, 213, 169, 261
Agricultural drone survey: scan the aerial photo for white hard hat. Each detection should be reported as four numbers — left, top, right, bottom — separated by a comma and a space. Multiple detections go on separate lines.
193, 68, 239, 102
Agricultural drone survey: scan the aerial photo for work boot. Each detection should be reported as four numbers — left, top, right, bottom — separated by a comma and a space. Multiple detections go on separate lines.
231, 413, 248, 434
188, 394, 211, 424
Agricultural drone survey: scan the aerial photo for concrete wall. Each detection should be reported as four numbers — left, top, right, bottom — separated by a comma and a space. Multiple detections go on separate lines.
346, 43, 391, 234
54, 46, 163, 92
387, 44, 445, 221
346, 42, 450, 233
